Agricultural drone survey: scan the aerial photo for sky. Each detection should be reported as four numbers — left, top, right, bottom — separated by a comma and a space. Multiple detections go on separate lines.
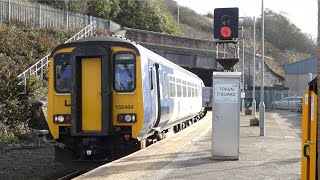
174, 0, 318, 39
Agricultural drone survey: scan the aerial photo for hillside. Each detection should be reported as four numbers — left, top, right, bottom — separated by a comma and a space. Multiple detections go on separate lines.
160, 0, 316, 76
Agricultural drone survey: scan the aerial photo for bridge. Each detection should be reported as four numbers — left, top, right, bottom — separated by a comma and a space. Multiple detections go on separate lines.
116, 27, 283, 87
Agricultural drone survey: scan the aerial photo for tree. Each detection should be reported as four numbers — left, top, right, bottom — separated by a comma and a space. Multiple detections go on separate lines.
87, 0, 120, 20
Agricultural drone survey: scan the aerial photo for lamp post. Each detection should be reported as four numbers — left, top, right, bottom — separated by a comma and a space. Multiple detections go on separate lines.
259, 0, 265, 136
252, 16, 256, 117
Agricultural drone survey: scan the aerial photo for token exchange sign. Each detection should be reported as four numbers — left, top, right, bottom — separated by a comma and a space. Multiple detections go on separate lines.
214, 84, 239, 103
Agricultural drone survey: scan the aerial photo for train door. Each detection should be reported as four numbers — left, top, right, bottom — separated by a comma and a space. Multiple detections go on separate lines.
149, 62, 161, 128
301, 85, 317, 180
70, 46, 112, 135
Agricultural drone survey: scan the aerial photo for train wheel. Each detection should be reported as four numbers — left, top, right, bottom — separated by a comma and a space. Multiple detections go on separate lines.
173, 125, 180, 133
155, 133, 162, 141
162, 133, 166, 139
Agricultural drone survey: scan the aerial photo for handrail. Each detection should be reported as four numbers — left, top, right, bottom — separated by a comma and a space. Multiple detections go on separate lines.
17, 21, 96, 89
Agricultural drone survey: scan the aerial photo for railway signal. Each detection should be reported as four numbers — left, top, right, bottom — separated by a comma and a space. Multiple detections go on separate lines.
214, 8, 239, 40
213, 7, 240, 70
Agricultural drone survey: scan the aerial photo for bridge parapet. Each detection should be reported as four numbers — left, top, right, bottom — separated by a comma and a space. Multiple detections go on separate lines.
117, 27, 216, 55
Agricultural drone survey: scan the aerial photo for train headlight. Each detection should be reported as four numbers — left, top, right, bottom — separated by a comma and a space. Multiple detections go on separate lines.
57, 115, 64, 122
125, 115, 132, 122
53, 114, 71, 124
117, 114, 136, 123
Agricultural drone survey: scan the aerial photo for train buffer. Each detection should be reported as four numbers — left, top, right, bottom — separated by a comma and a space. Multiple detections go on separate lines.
75, 110, 301, 179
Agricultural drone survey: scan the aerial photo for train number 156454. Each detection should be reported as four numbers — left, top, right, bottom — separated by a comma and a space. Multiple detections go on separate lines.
115, 105, 134, 109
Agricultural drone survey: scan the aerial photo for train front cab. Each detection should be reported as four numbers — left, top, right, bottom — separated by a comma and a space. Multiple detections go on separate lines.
301, 77, 318, 180
47, 39, 145, 164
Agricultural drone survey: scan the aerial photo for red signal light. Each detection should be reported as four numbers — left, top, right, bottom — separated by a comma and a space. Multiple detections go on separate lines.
220, 27, 232, 38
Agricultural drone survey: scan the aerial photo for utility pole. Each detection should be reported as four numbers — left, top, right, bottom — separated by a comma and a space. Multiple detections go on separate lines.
259, 0, 265, 136
241, 26, 245, 115
252, 16, 256, 117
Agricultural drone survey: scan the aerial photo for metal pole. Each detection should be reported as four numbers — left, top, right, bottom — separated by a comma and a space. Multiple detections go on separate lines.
66, 0, 69, 31
241, 26, 245, 115
8, 0, 10, 23
252, 16, 256, 116
259, 0, 265, 136
39, 5, 41, 28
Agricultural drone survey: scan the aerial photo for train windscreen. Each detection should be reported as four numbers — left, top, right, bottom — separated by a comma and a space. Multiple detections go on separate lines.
54, 53, 71, 93
114, 53, 136, 92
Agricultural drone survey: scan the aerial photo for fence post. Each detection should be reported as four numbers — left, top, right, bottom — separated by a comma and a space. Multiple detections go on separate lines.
287, 90, 290, 111
38, 5, 41, 28
8, 0, 10, 23
66, 10, 68, 31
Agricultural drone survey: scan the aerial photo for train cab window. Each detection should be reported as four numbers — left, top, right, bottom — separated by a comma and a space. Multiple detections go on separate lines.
114, 53, 136, 92
54, 53, 71, 93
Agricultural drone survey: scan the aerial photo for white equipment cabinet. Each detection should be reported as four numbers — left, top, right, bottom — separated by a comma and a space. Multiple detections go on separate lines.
212, 72, 241, 160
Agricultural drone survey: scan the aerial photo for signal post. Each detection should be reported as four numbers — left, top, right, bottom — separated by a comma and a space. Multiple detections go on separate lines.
211, 8, 241, 160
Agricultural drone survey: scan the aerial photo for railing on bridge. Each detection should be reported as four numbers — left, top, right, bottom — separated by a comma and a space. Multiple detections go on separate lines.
17, 21, 96, 90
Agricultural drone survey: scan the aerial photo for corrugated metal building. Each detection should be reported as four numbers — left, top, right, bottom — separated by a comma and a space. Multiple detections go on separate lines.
284, 56, 317, 93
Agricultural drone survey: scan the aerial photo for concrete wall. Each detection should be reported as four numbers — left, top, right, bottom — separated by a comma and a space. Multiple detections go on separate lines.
117, 28, 217, 70
285, 74, 317, 93
234, 51, 284, 88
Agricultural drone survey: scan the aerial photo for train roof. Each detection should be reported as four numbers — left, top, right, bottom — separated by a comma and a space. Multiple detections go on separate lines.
50, 35, 140, 57
49, 35, 202, 81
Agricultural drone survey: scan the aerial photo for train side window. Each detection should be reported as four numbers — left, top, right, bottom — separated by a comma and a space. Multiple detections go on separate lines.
191, 83, 195, 97
114, 53, 136, 92
182, 80, 187, 97
163, 73, 168, 98
177, 79, 182, 97
169, 76, 176, 97
195, 84, 198, 97
54, 53, 71, 93
187, 82, 191, 97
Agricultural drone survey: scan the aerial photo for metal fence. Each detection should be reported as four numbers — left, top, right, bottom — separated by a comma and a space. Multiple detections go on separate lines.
244, 89, 306, 111
0, 0, 120, 33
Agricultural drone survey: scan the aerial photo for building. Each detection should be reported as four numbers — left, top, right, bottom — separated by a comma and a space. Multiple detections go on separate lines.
284, 56, 317, 94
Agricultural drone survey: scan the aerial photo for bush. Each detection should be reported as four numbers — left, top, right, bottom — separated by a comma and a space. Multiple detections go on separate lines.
0, 21, 74, 143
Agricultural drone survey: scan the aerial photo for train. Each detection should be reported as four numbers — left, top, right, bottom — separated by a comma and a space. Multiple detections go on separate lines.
47, 35, 206, 166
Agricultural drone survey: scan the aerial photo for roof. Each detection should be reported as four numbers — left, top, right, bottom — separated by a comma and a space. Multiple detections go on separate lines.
284, 56, 317, 75
50, 35, 139, 57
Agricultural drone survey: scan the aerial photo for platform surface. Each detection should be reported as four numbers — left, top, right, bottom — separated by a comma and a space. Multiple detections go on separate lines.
75, 110, 301, 180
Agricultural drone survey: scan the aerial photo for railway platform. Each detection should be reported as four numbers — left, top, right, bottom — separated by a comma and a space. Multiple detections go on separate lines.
75, 110, 301, 180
